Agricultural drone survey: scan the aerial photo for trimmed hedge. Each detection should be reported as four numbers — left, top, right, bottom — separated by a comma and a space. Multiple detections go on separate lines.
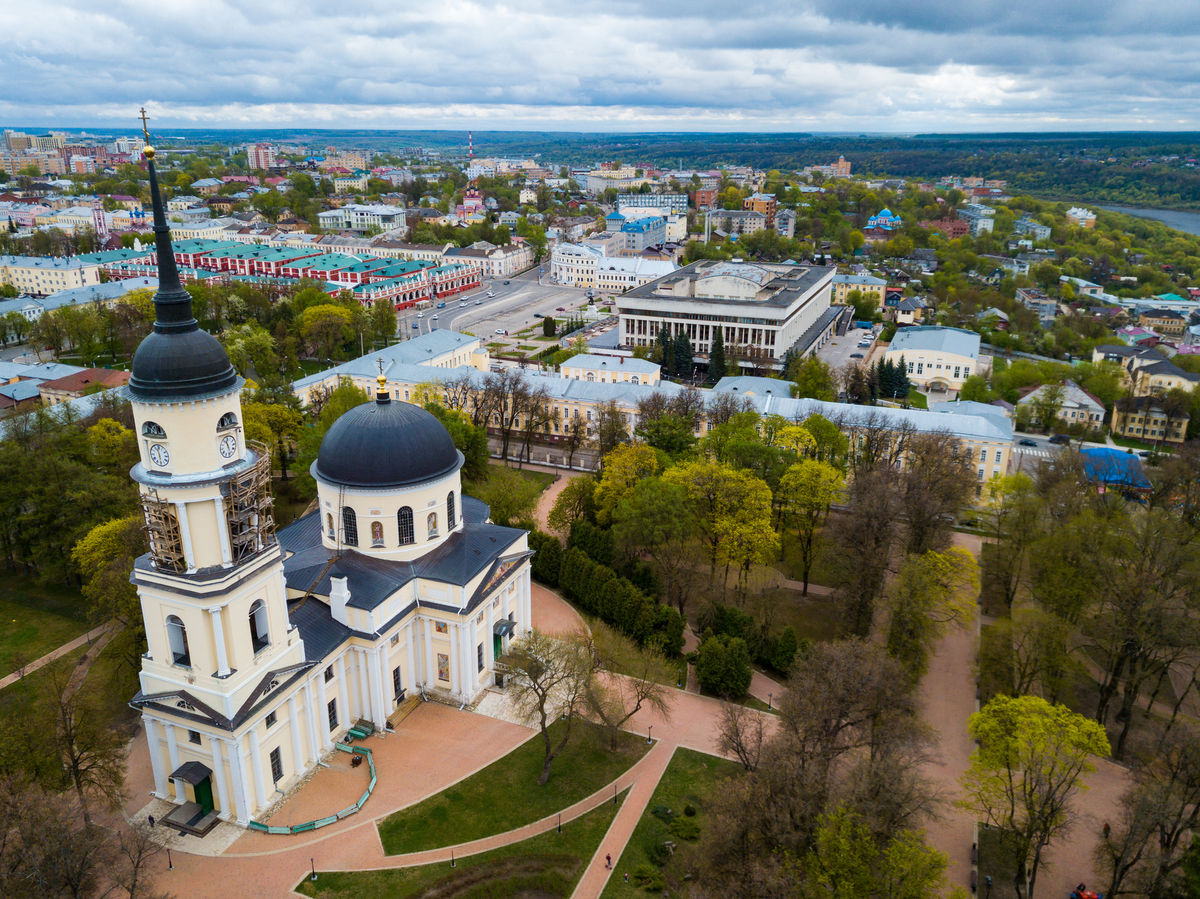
558, 547, 684, 656
528, 529, 562, 587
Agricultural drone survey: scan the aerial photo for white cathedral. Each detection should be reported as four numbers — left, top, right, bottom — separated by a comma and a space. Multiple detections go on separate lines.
125, 144, 532, 831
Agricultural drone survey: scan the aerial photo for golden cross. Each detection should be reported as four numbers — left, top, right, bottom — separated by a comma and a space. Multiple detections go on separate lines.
138, 107, 150, 142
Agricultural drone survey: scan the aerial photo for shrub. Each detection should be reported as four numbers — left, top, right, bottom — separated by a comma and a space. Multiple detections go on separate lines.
646, 839, 673, 867
694, 634, 752, 699
528, 529, 562, 587
683, 804, 696, 817
668, 817, 700, 841
632, 864, 666, 891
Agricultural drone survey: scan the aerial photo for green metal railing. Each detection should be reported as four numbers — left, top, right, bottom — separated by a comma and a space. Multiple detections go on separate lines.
247, 743, 376, 835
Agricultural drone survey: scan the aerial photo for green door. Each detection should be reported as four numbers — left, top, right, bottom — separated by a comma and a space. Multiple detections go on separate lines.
194, 776, 214, 814
493, 634, 503, 661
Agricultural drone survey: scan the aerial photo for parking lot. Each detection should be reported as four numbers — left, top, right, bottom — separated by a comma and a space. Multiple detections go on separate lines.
817, 325, 879, 372
396, 268, 592, 350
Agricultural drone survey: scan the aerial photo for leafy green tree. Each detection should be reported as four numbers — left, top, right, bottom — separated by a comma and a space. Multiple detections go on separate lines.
787, 354, 837, 401
294, 378, 370, 489
425, 403, 489, 482
368, 299, 396, 346
594, 443, 661, 524
777, 459, 844, 594
959, 374, 992, 403
470, 465, 543, 526
299, 303, 354, 360
885, 548, 979, 682
959, 695, 1111, 899
695, 633, 752, 698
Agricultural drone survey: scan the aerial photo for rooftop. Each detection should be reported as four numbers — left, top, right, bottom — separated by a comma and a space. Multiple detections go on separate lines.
560, 354, 660, 375
887, 326, 981, 360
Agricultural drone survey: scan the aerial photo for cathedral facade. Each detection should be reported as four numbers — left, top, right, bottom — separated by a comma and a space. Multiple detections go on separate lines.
126, 142, 531, 830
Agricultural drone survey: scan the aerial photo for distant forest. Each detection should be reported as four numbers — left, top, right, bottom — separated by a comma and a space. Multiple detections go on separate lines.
31, 125, 1200, 209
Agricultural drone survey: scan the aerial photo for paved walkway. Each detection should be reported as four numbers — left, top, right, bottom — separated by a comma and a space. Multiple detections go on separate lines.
0, 621, 114, 690
571, 741, 675, 899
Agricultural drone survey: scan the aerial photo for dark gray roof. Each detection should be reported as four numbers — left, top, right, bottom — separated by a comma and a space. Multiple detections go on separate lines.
289, 597, 354, 663
278, 503, 525, 614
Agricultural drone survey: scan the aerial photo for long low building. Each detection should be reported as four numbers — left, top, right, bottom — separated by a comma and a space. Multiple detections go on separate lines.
616, 260, 836, 372
550, 243, 676, 291
291, 330, 1012, 495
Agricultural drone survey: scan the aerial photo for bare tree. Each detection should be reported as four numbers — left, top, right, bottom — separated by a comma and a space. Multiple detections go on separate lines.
592, 400, 629, 463
584, 623, 672, 750
561, 413, 588, 470
44, 664, 126, 825
826, 465, 903, 635
718, 703, 765, 771
498, 630, 594, 785
707, 392, 754, 428
517, 385, 554, 467
897, 430, 975, 555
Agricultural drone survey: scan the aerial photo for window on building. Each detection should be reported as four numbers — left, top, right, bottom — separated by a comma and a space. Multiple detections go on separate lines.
327, 698, 338, 730
325, 513, 334, 539
371, 520, 384, 547
341, 507, 358, 546
447, 492, 456, 530
142, 421, 166, 437
249, 599, 270, 653
269, 747, 283, 783
977, 467, 985, 481
979, 448, 987, 462
188, 730, 201, 745
217, 412, 238, 430
995, 450, 1002, 464
427, 512, 439, 539
397, 507, 414, 545
324, 665, 334, 682
392, 666, 403, 702
166, 615, 190, 667
477, 642, 484, 673
265, 711, 277, 728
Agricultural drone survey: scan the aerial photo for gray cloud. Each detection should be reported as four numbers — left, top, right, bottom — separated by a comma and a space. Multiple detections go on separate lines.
1, 0, 1199, 130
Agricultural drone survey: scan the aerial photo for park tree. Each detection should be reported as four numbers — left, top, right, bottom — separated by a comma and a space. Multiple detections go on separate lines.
71, 513, 147, 670
424, 402, 489, 482
709, 326, 726, 380
298, 303, 354, 359
788, 354, 837, 401
776, 459, 844, 594
610, 477, 700, 616
673, 332, 694, 379
368, 298, 396, 346
592, 400, 629, 461
694, 634, 753, 698
593, 443, 661, 524
560, 413, 590, 471
959, 695, 1111, 899
498, 630, 594, 785
898, 431, 976, 555
548, 476, 596, 535
959, 374, 992, 403
982, 473, 1041, 612
294, 377, 371, 488
470, 465, 542, 526
1030, 382, 1066, 432
884, 548, 979, 682
584, 623, 673, 748
827, 465, 903, 635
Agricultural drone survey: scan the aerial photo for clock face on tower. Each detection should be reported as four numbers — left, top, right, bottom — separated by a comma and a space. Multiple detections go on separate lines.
219, 434, 237, 459
149, 443, 169, 467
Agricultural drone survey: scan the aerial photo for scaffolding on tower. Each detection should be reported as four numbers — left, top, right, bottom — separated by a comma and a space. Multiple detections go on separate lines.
142, 489, 186, 573
222, 440, 277, 564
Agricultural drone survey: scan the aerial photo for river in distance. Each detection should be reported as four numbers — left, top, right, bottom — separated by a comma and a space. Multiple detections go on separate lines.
1098, 204, 1200, 237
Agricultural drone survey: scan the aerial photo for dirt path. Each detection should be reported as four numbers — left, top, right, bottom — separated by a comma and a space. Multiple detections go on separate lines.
0, 621, 114, 690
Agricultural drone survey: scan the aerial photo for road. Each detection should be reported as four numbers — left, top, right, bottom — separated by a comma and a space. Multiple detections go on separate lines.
395, 268, 591, 353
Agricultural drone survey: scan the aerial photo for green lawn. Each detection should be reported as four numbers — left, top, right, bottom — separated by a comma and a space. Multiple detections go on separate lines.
601, 747, 739, 898
376, 720, 650, 854
299, 789, 625, 899
907, 388, 928, 409
0, 575, 91, 679
495, 463, 556, 492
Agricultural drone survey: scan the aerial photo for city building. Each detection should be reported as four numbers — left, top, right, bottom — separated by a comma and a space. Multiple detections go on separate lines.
884, 326, 981, 392
125, 148, 531, 832
246, 144, 277, 170
550, 243, 675, 291
1066, 206, 1097, 229
775, 208, 796, 239
919, 218, 970, 239
800, 156, 851, 179
742, 193, 777, 228
957, 204, 996, 236
1014, 215, 1052, 241
37, 367, 130, 405
0, 254, 102, 296
704, 208, 767, 235
559, 354, 661, 386
617, 260, 837, 371
1016, 380, 1105, 429
316, 204, 408, 235
831, 272, 887, 307
690, 188, 718, 210
1110, 395, 1189, 444
617, 193, 687, 215
1092, 344, 1200, 396
864, 208, 902, 234
443, 241, 534, 279
1016, 287, 1059, 327
1137, 308, 1187, 338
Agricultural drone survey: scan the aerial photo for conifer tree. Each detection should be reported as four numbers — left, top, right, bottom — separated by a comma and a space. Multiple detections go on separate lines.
709, 327, 726, 382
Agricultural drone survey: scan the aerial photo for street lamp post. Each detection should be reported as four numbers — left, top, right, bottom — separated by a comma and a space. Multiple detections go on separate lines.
310, 858, 317, 882
647, 725, 653, 744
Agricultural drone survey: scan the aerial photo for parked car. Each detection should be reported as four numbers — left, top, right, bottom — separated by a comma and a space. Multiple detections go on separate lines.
503, 280, 510, 285
850, 353, 864, 359
1018, 438, 1038, 447
1049, 434, 1070, 445
534, 313, 544, 318
555, 306, 566, 312
494, 328, 506, 334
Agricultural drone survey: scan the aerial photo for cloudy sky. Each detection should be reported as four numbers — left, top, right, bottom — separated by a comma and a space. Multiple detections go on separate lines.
3, 0, 1199, 132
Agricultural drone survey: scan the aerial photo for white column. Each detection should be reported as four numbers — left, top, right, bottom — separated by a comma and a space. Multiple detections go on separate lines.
335, 655, 349, 726
459, 621, 472, 699
144, 718, 169, 797
225, 738, 251, 825
175, 503, 196, 571
423, 619, 434, 685
372, 646, 388, 728
378, 642, 392, 708
209, 606, 231, 677
449, 624, 460, 695
468, 615, 479, 695
210, 738, 231, 818
164, 724, 184, 803
248, 736, 268, 808
522, 568, 532, 633
484, 611, 495, 678
405, 623, 416, 696
213, 497, 232, 567
355, 648, 370, 722
287, 695, 306, 770
313, 676, 332, 751
302, 680, 322, 757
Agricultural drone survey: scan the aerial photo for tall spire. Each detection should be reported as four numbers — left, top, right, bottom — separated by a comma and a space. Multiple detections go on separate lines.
140, 109, 197, 334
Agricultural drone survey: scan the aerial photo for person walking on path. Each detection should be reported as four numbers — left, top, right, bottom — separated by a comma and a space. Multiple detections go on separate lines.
605, 854, 611, 869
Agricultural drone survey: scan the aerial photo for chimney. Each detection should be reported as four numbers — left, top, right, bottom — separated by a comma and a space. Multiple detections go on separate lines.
620, 356, 624, 365
330, 576, 351, 626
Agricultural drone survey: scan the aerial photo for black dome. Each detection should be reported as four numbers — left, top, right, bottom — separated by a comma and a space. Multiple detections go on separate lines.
128, 327, 239, 401
314, 397, 462, 489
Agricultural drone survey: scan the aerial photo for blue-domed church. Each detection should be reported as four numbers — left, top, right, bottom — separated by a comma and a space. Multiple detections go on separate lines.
125, 126, 531, 832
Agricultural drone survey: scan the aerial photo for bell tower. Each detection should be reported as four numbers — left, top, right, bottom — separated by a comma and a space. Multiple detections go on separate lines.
127, 113, 306, 825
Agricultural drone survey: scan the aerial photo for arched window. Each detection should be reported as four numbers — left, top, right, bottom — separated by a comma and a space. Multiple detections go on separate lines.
427, 511, 439, 539
249, 600, 269, 653
341, 507, 358, 546
326, 513, 335, 539
142, 421, 166, 437
371, 520, 384, 547
217, 412, 238, 430
585, 371, 595, 382
631, 376, 640, 385
397, 507, 414, 545
447, 492, 456, 530
166, 615, 190, 666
